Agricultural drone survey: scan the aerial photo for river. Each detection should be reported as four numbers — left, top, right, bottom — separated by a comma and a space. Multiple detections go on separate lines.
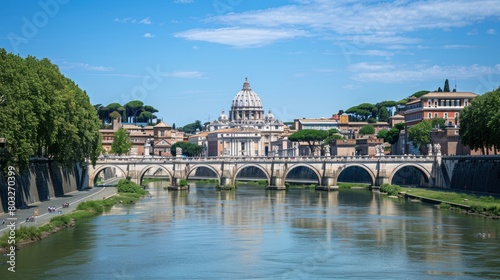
2, 182, 500, 279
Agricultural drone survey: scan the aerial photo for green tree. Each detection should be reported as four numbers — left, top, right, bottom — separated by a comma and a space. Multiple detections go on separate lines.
288, 129, 329, 154
377, 129, 389, 140
444, 79, 450, 92
125, 100, 144, 123
0, 49, 101, 172
111, 128, 132, 155
170, 141, 204, 157
460, 87, 500, 154
109, 111, 121, 120
180, 120, 204, 134
408, 120, 432, 150
359, 124, 375, 135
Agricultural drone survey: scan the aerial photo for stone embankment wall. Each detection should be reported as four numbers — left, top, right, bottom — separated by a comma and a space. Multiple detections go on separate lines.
0, 160, 88, 213
441, 156, 500, 194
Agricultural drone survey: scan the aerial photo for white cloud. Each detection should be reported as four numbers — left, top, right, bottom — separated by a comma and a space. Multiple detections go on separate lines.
143, 33, 155, 38
139, 17, 152, 25
60, 61, 113, 72
167, 71, 205, 79
174, 27, 308, 47
467, 28, 479, 36
115, 16, 152, 25
442, 44, 476, 49
193, 0, 500, 46
349, 63, 500, 83
487, 28, 496, 34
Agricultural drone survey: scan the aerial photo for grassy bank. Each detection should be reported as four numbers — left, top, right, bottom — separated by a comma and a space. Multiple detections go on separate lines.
401, 188, 500, 217
338, 182, 371, 189
377, 183, 500, 217
0, 179, 147, 251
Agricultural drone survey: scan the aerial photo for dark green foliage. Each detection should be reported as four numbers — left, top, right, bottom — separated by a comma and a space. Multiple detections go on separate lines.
386, 128, 401, 144
0, 48, 101, 172
460, 87, 500, 154
394, 123, 406, 131
179, 120, 204, 134
170, 141, 204, 157
380, 183, 402, 196
444, 79, 450, 92
288, 129, 329, 154
377, 129, 389, 140
117, 179, 147, 195
411, 90, 430, 98
408, 120, 432, 149
111, 128, 132, 155
76, 200, 104, 214
179, 179, 188, 186
359, 124, 375, 135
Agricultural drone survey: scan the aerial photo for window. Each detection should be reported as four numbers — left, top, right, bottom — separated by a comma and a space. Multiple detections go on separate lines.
428, 99, 431, 107
428, 112, 431, 118
434, 113, 438, 118
444, 113, 448, 119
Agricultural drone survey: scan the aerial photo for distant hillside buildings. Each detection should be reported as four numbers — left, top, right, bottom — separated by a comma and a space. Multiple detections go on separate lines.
99, 80, 479, 157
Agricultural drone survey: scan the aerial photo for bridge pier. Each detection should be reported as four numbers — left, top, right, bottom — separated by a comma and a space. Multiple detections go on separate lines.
316, 176, 339, 191
267, 176, 286, 190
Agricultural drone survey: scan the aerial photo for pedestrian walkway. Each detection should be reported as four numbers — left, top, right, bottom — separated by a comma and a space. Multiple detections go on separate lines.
0, 186, 117, 232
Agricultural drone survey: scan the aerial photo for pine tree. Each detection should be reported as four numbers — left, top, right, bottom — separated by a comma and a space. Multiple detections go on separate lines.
444, 79, 450, 92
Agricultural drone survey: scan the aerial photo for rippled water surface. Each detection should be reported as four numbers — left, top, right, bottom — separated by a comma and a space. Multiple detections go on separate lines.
3, 183, 500, 279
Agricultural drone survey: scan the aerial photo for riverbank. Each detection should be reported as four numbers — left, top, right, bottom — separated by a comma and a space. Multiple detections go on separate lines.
0, 179, 147, 253
378, 183, 500, 218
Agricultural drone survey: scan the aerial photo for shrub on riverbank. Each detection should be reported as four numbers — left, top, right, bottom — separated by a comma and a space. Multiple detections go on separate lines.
338, 183, 371, 189
380, 183, 402, 196
117, 179, 147, 195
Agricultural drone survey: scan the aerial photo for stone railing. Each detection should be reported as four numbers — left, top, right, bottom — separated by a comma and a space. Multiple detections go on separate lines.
96, 154, 436, 164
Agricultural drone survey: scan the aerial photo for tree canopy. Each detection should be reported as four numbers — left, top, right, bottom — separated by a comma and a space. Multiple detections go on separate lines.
170, 141, 204, 157
94, 100, 159, 125
288, 129, 329, 154
0, 49, 102, 172
408, 120, 432, 150
359, 124, 375, 135
460, 87, 500, 154
110, 128, 132, 155
179, 120, 204, 134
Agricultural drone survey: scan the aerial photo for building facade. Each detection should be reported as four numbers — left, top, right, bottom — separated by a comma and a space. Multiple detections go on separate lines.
404, 92, 478, 127
205, 78, 285, 156
100, 118, 184, 156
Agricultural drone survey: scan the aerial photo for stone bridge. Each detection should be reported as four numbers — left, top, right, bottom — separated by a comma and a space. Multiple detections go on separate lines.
88, 155, 442, 189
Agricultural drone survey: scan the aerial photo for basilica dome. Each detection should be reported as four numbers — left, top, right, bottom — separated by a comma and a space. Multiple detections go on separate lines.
229, 78, 265, 123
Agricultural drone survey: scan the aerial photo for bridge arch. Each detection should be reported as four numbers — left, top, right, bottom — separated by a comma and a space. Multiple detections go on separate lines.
233, 163, 271, 184
389, 163, 431, 186
284, 163, 322, 184
186, 164, 221, 184
91, 164, 127, 186
138, 165, 173, 185
338, 163, 376, 185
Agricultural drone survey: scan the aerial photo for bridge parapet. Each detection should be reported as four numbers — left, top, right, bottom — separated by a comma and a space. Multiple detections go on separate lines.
96, 155, 436, 165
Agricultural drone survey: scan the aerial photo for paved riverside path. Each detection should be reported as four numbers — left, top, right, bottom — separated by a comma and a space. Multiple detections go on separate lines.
0, 185, 118, 233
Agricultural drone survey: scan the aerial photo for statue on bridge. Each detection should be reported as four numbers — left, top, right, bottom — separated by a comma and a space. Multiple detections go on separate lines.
375, 144, 385, 156
427, 144, 433, 156
323, 145, 330, 157
176, 147, 183, 158
434, 143, 441, 156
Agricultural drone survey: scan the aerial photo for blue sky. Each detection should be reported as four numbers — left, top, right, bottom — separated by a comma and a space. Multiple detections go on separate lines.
1, 0, 500, 126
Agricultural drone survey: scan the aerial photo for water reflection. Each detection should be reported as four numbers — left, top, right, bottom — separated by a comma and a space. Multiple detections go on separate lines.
2, 182, 500, 279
